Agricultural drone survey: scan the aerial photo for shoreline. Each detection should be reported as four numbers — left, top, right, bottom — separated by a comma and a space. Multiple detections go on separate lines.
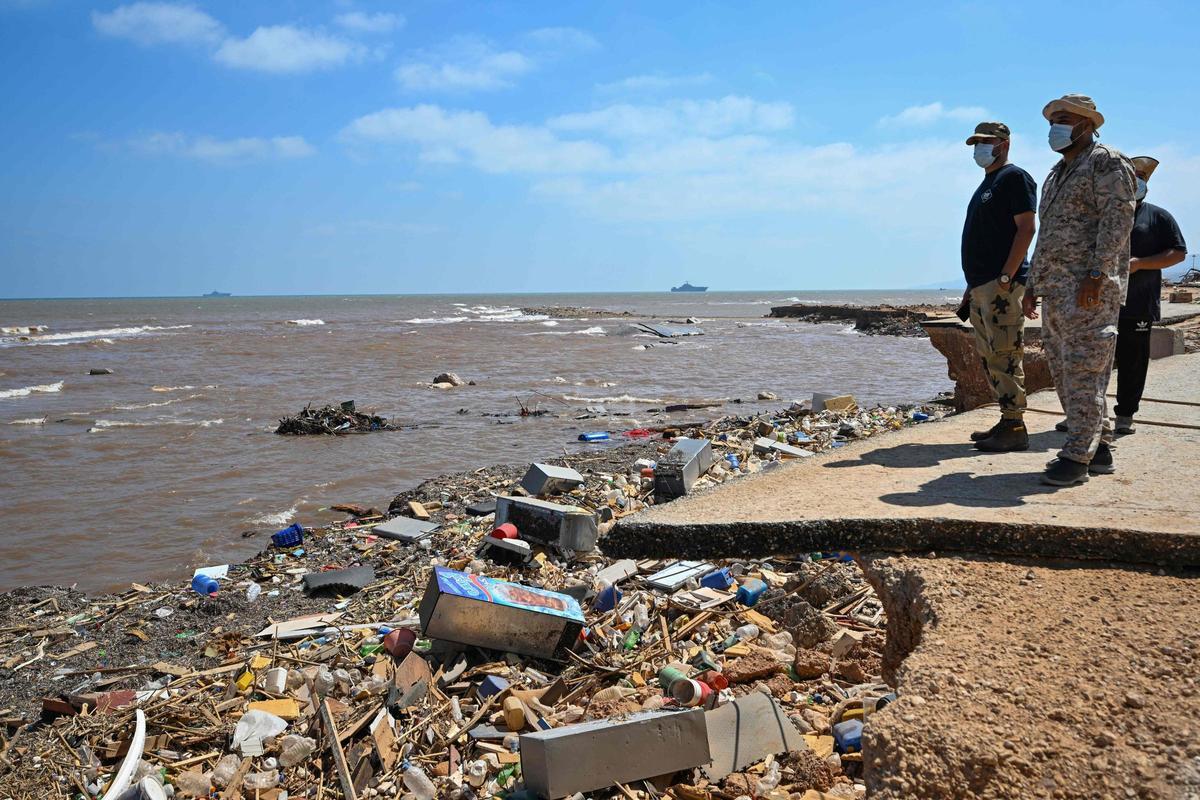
0, 396, 941, 795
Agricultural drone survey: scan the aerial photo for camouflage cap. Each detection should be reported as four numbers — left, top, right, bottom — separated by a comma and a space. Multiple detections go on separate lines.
1042, 93, 1105, 129
1131, 156, 1159, 180
965, 121, 1011, 145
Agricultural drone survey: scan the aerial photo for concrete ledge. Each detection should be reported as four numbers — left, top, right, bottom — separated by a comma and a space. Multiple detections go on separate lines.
604, 516, 1200, 567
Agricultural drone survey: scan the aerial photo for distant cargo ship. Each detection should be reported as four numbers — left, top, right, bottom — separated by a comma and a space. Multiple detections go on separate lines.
670, 282, 708, 292
203, 291, 232, 297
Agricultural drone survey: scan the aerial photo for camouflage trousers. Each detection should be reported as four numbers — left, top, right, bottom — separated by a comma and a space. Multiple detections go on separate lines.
1041, 283, 1120, 463
969, 280, 1027, 420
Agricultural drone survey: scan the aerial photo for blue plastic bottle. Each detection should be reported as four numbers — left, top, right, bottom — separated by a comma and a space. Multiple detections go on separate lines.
735, 578, 767, 606
191, 574, 219, 596
833, 719, 863, 753
578, 432, 610, 442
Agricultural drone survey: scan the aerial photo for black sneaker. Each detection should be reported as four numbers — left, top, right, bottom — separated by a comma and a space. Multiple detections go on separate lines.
970, 420, 1003, 442
1055, 419, 1069, 432
1088, 442, 1115, 474
1041, 458, 1089, 486
1114, 416, 1135, 435
975, 419, 1029, 452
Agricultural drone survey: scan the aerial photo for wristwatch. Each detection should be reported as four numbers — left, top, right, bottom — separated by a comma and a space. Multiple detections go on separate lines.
999, 274, 1012, 285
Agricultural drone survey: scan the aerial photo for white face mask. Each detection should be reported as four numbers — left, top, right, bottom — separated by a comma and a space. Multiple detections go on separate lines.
1135, 177, 1148, 201
1048, 123, 1076, 152
973, 143, 997, 168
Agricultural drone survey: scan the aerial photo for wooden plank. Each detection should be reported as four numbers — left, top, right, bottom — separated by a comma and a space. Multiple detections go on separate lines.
320, 699, 358, 800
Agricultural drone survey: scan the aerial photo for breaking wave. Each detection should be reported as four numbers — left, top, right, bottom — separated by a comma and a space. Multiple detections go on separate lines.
405, 317, 469, 325
525, 326, 606, 336
286, 319, 325, 326
90, 417, 223, 430
0, 324, 191, 348
8, 417, 46, 425
562, 393, 663, 404
113, 394, 201, 411
249, 506, 297, 527
0, 381, 64, 400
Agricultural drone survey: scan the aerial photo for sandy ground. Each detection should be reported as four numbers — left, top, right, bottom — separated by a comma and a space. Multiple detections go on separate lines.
860, 554, 1200, 799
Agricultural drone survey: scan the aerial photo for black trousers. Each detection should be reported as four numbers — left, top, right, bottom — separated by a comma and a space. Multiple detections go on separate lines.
1114, 316, 1153, 418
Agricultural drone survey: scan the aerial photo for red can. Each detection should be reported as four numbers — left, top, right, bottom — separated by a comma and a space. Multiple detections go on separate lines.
698, 670, 729, 691
490, 523, 519, 539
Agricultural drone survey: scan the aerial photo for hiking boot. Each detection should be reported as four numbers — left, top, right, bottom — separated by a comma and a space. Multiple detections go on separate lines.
1055, 419, 1069, 432
1115, 415, 1135, 435
974, 419, 1029, 452
970, 419, 1003, 442
1041, 457, 1089, 486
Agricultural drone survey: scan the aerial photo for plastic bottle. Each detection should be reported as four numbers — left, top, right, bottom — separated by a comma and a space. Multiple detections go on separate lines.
402, 763, 436, 800
755, 761, 781, 795
245, 582, 262, 602
735, 623, 760, 641
313, 668, 334, 696
465, 760, 488, 788
578, 432, 610, 442
190, 574, 218, 597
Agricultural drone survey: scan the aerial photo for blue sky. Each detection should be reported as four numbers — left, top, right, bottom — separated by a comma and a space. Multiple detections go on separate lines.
1, 0, 1196, 297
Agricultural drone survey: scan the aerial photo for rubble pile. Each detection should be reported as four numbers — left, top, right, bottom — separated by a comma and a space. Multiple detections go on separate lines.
276, 404, 397, 436
0, 399, 941, 799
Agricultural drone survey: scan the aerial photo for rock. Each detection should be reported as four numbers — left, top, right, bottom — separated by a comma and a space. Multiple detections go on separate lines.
89, 368, 113, 375
757, 391, 778, 401
1123, 691, 1146, 709
434, 372, 466, 387
770, 593, 838, 649
793, 648, 830, 679
723, 652, 784, 684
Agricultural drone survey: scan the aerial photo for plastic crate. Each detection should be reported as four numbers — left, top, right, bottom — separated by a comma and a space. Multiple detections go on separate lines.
271, 523, 304, 548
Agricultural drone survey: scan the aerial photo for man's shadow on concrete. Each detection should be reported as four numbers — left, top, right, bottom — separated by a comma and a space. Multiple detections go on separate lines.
822, 430, 1062, 471
880, 470, 1064, 509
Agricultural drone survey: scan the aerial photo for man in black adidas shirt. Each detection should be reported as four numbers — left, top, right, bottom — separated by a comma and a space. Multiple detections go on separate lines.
1114, 156, 1187, 434
961, 121, 1038, 451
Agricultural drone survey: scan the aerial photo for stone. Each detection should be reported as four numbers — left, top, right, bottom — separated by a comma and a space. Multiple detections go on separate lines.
793, 648, 830, 679
434, 372, 466, 386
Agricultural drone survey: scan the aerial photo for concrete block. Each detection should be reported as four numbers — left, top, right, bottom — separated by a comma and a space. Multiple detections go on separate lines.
654, 438, 714, 500
1150, 327, 1184, 360
702, 690, 808, 781
520, 463, 584, 497
520, 709, 710, 798
494, 496, 598, 554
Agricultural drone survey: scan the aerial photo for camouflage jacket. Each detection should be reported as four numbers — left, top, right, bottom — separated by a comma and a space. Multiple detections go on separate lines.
1028, 142, 1136, 298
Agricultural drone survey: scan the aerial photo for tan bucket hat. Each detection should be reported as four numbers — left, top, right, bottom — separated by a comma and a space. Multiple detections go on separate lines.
965, 121, 1010, 145
1131, 156, 1159, 180
1042, 93, 1104, 129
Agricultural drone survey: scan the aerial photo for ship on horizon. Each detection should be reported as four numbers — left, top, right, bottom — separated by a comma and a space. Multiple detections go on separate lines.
670, 281, 708, 292
203, 291, 232, 297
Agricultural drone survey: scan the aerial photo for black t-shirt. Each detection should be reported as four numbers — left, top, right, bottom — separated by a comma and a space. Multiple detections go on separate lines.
961, 163, 1038, 288
1122, 201, 1187, 321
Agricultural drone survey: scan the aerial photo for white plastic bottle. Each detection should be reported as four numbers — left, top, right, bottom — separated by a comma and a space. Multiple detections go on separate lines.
402, 763, 436, 800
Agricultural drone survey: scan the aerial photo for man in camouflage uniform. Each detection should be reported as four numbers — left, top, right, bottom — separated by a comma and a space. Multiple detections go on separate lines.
1024, 94, 1136, 486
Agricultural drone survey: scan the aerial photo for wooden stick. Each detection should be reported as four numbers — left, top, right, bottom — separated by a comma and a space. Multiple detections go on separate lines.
319, 699, 357, 800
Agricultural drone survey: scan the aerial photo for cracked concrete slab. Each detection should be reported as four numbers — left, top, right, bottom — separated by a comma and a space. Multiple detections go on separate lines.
607, 354, 1200, 566
858, 554, 1200, 799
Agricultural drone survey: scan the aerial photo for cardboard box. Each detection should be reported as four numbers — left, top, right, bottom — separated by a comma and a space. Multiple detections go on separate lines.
521, 709, 710, 798
418, 567, 584, 659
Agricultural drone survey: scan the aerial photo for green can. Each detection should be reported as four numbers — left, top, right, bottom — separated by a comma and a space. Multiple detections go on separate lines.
658, 665, 688, 691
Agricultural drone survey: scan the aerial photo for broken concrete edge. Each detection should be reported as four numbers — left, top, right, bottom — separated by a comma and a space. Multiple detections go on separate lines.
604, 516, 1200, 568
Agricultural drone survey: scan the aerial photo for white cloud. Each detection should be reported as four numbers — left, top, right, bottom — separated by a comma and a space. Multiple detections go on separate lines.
878, 101, 989, 127
342, 100, 982, 224
549, 96, 794, 139
596, 73, 713, 93
342, 105, 611, 173
334, 11, 404, 34
395, 36, 532, 92
130, 132, 316, 162
214, 25, 366, 73
92, 2, 224, 46
522, 26, 600, 53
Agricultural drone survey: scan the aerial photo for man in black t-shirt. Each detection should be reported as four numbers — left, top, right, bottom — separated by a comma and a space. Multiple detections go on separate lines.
1113, 156, 1187, 433
960, 121, 1038, 451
